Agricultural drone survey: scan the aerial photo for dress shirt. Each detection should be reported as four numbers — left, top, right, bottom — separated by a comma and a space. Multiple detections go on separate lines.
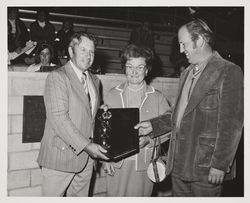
175, 52, 213, 129
70, 60, 95, 115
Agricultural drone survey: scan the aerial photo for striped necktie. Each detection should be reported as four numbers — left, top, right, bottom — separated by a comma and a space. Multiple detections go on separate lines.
187, 65, 202, 100
81, 72, 91, 103
81, 72, 88, 93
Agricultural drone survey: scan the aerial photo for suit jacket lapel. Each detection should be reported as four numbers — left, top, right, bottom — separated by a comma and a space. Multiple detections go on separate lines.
64, 62, 92, 117
183, 54, 223, 118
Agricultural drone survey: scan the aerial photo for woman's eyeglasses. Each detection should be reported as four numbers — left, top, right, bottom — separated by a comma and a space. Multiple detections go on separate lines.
125, 65, 146, 72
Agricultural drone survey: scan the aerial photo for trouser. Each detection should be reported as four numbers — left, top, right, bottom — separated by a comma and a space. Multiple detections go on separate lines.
171, 175, 222, 197
41, 158, 94, 196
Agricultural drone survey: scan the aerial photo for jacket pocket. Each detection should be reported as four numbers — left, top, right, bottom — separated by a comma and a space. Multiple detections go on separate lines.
196, 136, 216, 167
199, 88, 219, 110
52, 136, 69, 153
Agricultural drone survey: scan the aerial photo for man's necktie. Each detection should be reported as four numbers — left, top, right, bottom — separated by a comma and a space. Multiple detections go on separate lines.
81, 72, 91, 103
187, 65, 202, 100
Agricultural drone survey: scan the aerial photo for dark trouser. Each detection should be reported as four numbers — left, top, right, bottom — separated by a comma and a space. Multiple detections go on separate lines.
171, 175, 222, 197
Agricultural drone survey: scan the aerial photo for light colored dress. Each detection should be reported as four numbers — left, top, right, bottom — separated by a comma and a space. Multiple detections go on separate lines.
104, 82, 171, 196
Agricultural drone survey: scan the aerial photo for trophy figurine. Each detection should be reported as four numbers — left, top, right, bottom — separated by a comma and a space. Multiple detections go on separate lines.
98, 107, 112, 150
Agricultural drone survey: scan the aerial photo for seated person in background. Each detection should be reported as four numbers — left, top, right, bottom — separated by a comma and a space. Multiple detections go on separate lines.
26, 43, 56, 72
8, 7, 30, 64
55, 20, 74, 58
8, 41, 37, 66
30, 9, 55, 45
102, 44, 171, 196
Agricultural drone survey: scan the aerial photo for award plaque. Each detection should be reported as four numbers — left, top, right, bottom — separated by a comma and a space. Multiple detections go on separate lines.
93, 108, 139, 162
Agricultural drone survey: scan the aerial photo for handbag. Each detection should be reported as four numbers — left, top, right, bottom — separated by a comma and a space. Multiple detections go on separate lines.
147, 137, 167, 183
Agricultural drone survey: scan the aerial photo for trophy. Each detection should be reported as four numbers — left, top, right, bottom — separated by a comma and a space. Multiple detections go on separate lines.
93, 107, 139, 161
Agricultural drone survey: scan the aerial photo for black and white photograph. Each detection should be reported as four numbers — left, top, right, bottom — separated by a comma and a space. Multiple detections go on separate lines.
1, 0, 248, 201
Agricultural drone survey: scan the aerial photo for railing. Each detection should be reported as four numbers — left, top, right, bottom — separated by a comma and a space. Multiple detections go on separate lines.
18, 8, 176, 36
14, 7, 243, 75
18, 7, 243, 42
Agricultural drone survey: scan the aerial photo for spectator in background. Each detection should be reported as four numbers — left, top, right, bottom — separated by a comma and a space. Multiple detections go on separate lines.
129, 22, 154, 50
26, 43, 56, 72
8, 7, 29, 63
30, 10, 55, 45
55, 20, 74, 58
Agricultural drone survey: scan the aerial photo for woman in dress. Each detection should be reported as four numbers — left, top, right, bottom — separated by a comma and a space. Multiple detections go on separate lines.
103, 44, 171, 196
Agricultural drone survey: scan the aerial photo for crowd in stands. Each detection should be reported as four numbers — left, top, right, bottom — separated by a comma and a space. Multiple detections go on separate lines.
8, 8, 73, 72
7, 8, 187, 76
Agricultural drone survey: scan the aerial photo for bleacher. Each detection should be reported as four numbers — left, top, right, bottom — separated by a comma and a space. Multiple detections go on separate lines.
18, 8, 177, 76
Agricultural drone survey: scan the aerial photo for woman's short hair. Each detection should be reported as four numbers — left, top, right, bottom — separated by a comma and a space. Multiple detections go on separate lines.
121, 44, 154, 72
68, 31, 97, 50
34, 43, 54, 64
184, 18, 215, 48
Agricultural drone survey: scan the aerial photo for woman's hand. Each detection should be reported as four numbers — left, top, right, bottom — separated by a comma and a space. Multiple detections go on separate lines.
139, 136, 150, 148
102, 162, 115, 176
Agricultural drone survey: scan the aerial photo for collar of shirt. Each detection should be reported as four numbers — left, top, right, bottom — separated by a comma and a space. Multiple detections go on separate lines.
8, 19, 16, 24
192, 51, 214, 77
70, 60, 89, 82
38, 20, 46, 28
8, 19, 16, 33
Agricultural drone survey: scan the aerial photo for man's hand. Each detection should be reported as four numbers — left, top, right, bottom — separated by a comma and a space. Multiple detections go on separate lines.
139, 136, 150, 148
84, 143, 109, 160
102, 162, 115, 176
100, 104, 109, 110
134, 121, 153, 136
208, 167, 225, 185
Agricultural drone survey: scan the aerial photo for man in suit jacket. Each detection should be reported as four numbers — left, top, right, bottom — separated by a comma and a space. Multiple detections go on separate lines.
37, 32, 109, 196
135, 19, 243, 196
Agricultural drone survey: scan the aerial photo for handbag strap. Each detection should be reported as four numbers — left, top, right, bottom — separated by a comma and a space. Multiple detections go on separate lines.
151, 137, 162, 183
150, 137, 157, 160
156, 136, 162, 158
152, 159, 160, 182
150, 136, 162, 160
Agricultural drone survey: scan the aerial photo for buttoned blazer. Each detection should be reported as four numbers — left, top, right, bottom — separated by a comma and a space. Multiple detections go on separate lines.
37, 61, 100, 173
151, 51, 243, 181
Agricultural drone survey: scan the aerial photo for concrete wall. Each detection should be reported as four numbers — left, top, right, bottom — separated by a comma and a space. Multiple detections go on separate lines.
8, 70, 179, 196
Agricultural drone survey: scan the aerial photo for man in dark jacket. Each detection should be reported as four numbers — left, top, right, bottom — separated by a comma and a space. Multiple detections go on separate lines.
8, 7, 30, 64
30, 10, 55, 45
135, 19, 243, 196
